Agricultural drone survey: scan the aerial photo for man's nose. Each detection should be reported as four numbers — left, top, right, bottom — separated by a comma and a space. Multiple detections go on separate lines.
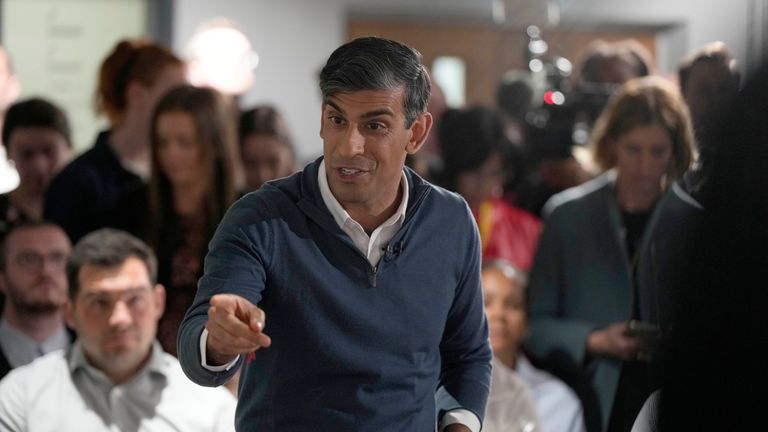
109, 301, 132, 327
337, 126, 365, 158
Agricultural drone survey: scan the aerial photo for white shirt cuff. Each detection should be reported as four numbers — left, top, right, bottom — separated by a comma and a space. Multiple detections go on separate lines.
199, 328, 240, 371
440, 409, 481, 432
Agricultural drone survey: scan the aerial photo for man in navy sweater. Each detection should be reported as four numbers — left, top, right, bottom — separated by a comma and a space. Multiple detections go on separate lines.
178, 36, 492, 431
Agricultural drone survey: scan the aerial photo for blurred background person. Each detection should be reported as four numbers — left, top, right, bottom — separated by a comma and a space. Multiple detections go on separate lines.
0, 222, 71, 379
677, 41, 740, 198
44, 39, 185, 243
0, 98, 71, 237
678, 41, 740, 150
436, 106, 541, 271
144, 84, 239, 356
526, 76, 694, 432
483, 259, 585, 432
406, 77, 446, 181
496, 70, 535, 148
238, 104, 296, 192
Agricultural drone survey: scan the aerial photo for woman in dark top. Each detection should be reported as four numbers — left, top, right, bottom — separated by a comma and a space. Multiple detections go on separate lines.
44, 39, 185, 242
148, 85, 239, 356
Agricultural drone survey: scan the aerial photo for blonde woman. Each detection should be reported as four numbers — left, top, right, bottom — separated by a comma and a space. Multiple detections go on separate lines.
525, 76, 695, 431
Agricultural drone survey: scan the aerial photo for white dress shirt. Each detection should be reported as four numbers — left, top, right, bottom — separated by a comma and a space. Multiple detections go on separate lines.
517, 354, 586, 432
0, 341, 236, 432
485, 356, 542, 432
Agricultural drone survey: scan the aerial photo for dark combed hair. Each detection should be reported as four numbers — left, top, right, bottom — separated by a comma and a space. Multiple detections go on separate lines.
319, 36, 430, 127
2, 97, 71, 152
67, 228, 157, 299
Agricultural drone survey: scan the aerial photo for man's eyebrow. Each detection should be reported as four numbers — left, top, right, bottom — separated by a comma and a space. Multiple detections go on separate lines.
361, 108, 394, 119
324, 100, 395, 119
81, 286, 151, 298
324, 100, 345, 115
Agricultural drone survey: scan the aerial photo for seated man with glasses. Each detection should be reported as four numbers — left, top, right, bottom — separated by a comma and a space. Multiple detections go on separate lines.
0, 221, 71, 379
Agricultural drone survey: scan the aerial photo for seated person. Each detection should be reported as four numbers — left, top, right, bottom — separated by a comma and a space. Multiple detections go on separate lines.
437, 106, 541, 271
0, 228, 235, 431
0, 222, 71, 378
483, 259, 585, 432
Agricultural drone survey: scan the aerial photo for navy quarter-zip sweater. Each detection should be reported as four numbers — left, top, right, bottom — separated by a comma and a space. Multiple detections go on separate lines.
178, 158, 492, 431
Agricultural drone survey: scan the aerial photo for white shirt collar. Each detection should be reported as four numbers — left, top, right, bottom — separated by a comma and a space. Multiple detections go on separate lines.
318, 160, 408, 231
318, 160, 408, 266
0, 318, 70, 368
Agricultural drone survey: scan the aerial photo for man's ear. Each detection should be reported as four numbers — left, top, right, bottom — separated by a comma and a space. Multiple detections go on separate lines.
64, 299, 75, 329
319, 103, 327, 138
154, 284, 166, 320
405, 112, 433, 155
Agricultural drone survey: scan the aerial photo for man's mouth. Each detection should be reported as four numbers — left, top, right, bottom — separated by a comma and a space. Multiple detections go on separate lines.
340, 168, 363, 175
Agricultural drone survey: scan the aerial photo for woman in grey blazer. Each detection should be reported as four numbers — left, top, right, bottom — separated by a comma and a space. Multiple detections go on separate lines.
525, 76, 696, 432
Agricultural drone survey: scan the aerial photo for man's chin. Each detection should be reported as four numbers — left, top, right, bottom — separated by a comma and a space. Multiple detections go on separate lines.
14, 300, 62, 315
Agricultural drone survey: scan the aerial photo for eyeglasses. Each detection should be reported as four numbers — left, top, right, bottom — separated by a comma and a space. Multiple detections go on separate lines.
14, 251, 68, 272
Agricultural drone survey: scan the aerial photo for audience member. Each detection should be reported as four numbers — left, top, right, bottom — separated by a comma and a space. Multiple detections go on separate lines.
483, 260, 585, 432
406, 77, 447, 180
677, 41, 740, 198
0, 98, 71, 236
0, 222, 71, 379
526, 76, 694, 431
437, 106, 541, 271
238, 104, 296, 192
177, 36, 491, 431
145, 85, 239, 356
0, 228, 236, 431
496, 70, 535, 147
678, 41, 740, 150
44, 39, 186, 242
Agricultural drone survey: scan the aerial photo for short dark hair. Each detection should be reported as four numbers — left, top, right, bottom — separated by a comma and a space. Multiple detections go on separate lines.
319, 36, 430, 127
0, 221, 66, 271
67, 228, 157, 299
576, 39, 652, 85
438, 106, 519, 190
2, 98, 71, 152
678, 41, 740, 93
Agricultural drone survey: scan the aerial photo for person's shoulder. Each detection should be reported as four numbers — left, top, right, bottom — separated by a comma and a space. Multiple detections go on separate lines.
161, 353, 236, 405
48, 145, 105, 188
0, 349, 68, 388
541, 172, 613, 219
665, 181, 704, 213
